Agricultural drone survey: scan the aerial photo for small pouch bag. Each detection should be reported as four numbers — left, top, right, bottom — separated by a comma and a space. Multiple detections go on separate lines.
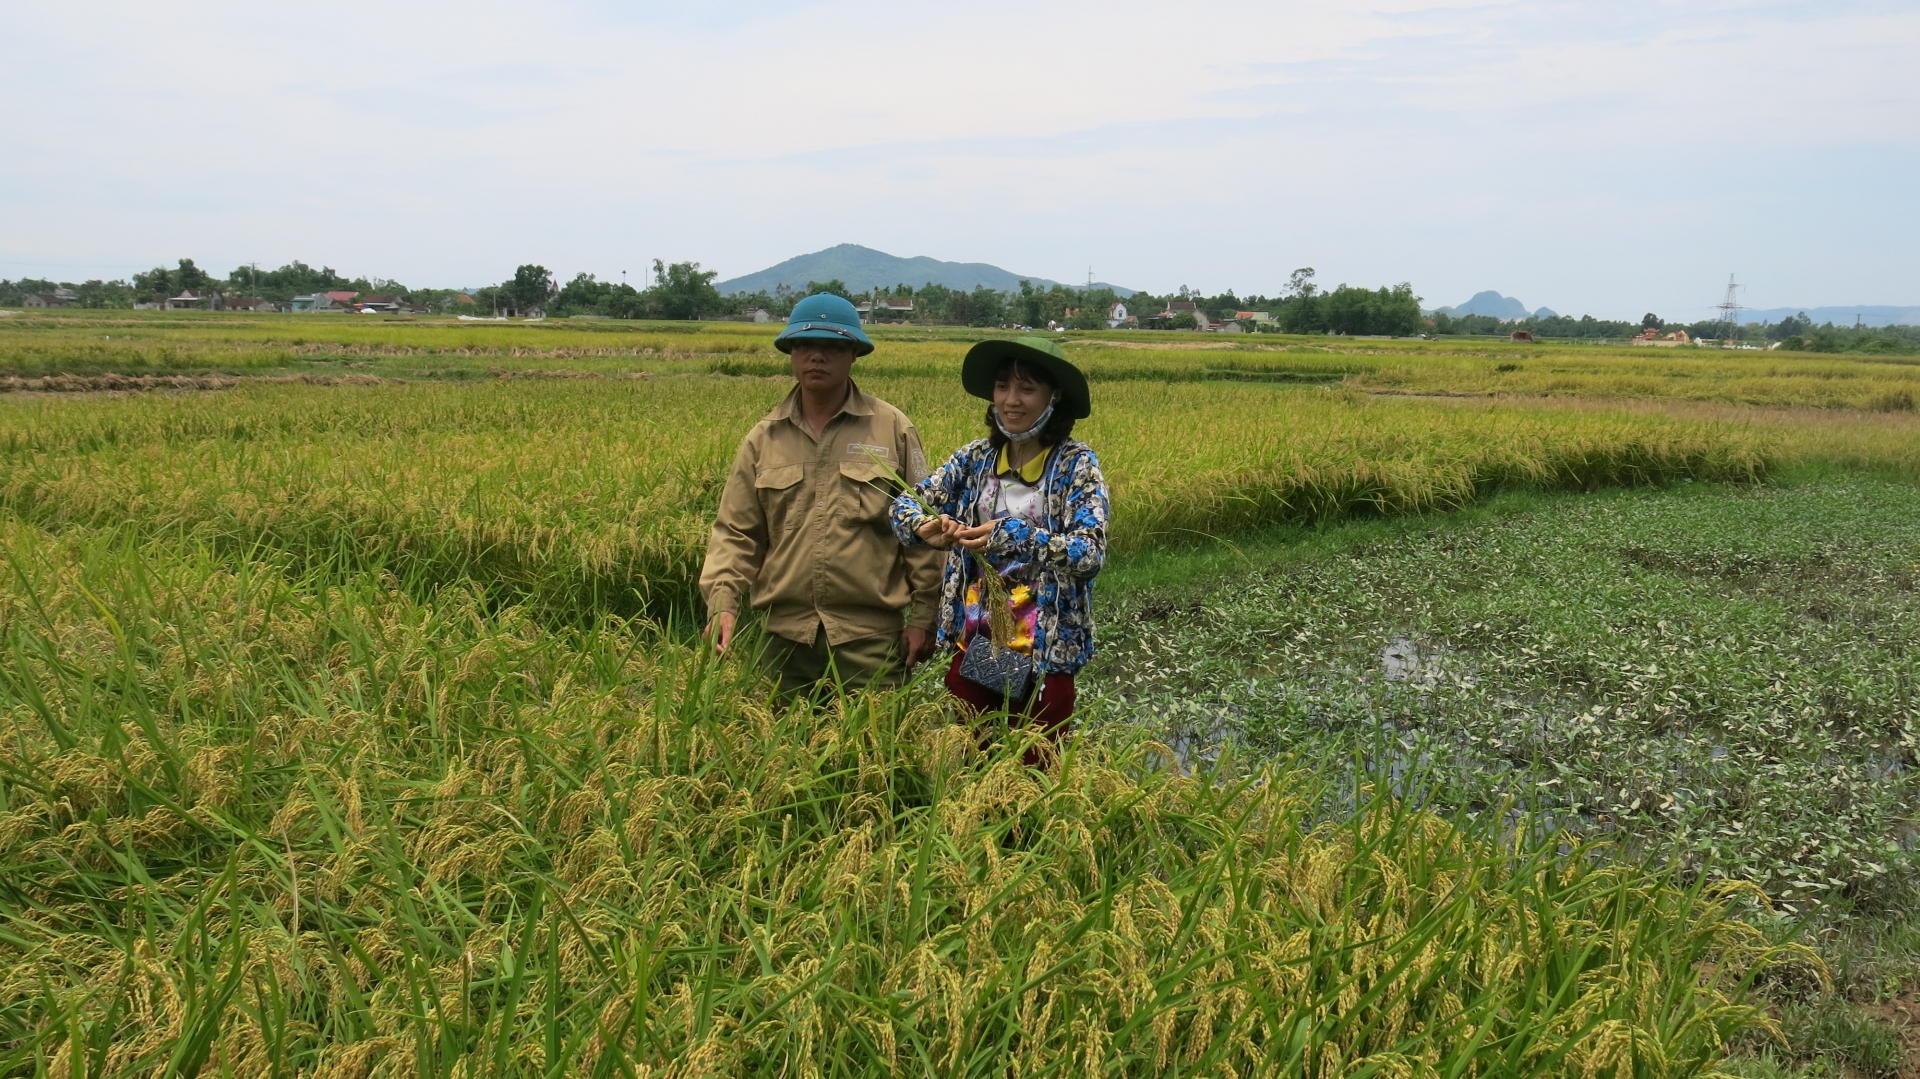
954, 474, 1038, 702
958, 632, 1035, 702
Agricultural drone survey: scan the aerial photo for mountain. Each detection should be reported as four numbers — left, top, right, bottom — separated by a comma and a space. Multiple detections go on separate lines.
1427, 290, 1554, 322
1736, 305, 1920, 328
715, 244, 1134, 298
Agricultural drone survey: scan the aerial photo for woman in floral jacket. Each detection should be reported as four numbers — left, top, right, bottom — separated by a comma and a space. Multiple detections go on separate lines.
890, 337, 1110, 763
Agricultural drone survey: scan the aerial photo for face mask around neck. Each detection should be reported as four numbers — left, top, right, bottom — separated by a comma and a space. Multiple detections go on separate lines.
993, 399, 1056, 443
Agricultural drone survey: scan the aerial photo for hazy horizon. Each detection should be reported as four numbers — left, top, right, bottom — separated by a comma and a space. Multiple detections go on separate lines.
3, 1, 1914, 323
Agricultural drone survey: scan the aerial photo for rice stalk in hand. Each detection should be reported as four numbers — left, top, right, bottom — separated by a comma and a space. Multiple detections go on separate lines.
861, 447, 1017, 653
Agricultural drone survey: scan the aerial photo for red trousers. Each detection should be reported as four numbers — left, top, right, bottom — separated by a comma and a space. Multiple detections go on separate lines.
944, 651, 1076, 767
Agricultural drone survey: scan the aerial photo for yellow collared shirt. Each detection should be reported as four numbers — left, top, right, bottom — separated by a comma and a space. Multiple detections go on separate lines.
995, 443, 1051, 484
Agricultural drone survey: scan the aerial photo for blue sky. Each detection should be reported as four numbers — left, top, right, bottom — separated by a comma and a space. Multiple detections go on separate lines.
2, 0, 1914, 319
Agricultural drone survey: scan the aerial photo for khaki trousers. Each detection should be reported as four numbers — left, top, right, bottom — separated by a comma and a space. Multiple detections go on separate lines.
760, 622, 903, 702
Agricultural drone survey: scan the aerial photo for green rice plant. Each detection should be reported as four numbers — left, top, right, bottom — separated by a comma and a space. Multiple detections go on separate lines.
0, 524, 1809, 1075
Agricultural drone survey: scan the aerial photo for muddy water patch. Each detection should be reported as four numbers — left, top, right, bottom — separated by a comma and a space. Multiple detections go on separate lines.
1088, 474, 1920, 904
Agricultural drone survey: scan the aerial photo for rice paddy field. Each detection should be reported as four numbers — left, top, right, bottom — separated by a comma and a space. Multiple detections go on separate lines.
2, 310, 1916, 1076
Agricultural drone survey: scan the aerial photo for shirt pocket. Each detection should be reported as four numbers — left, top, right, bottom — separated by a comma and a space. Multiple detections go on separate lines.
837, 460, 899, 526
755, 463, 806, 531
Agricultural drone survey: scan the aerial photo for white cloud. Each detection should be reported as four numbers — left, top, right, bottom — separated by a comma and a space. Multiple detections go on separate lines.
1, 0, 1913, 315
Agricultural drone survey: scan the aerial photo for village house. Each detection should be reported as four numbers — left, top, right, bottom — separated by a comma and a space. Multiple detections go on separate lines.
856, 296, 913, 323
1054, 301, 1138, 330
355, 294, 416, 314
1630, 328, 1692, 347
290, 290, 359, 312
227, 297, 279, 313
23, 287, 77, 308
1149, 300, 1210, 330
164, 290, 214, 310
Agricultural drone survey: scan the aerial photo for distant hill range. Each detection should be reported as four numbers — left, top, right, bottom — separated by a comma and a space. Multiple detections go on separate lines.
1428, 292, 1919, 328
1427, 291, 1557, 321
1736, 306, 1920, 328
716, 244, 1135, 298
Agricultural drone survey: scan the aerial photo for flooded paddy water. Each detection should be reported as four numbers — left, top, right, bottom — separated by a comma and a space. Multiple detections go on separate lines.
1087, 474, 1920, 910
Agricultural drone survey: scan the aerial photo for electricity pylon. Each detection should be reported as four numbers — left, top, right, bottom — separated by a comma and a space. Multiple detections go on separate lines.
1715, 274, 1744, 347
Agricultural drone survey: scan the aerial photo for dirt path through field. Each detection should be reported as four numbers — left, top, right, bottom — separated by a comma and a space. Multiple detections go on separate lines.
1877, 989, 1920, 1079
0, 372, 404, 394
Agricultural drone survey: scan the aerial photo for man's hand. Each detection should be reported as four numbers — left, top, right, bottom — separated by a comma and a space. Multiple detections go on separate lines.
706, 611, 736, 654
916, 515, 962, 549
955, 521, 996, 551
903, 625, 933, 666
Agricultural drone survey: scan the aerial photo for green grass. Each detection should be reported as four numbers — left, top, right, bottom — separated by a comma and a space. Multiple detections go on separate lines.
1087, 474, 1920, 906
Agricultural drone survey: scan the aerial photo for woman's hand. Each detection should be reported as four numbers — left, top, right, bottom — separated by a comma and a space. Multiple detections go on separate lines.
955, 521, 996, 551
916, 515, 963, 549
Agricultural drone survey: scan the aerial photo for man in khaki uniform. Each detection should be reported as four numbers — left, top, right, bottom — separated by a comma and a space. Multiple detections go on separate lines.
701, 293, 943, 698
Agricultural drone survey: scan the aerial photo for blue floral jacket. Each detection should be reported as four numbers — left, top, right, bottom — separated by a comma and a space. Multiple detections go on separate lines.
889, 439, 1110, 674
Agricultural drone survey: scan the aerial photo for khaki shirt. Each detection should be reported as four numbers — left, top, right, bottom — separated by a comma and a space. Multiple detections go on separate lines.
700, 382, 944, 645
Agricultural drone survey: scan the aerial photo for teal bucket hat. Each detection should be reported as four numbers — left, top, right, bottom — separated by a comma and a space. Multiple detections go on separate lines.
961, 336, 1091, 419
774, 293, 874, 357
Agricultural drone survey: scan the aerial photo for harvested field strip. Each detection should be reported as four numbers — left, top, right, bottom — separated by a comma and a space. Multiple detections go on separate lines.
0, 372, 404, 393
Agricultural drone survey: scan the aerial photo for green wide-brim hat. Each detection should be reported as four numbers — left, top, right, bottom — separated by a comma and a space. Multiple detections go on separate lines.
961, 336, 1091, 419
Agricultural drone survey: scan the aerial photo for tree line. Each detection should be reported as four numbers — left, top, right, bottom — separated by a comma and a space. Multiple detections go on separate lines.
513, 261, 727, 320
8, 258, 1912, 354
716, 267, 1425, 336
0, 259, 1446, 338
0, 259, 470, 312
1432, 307, 1920, 353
